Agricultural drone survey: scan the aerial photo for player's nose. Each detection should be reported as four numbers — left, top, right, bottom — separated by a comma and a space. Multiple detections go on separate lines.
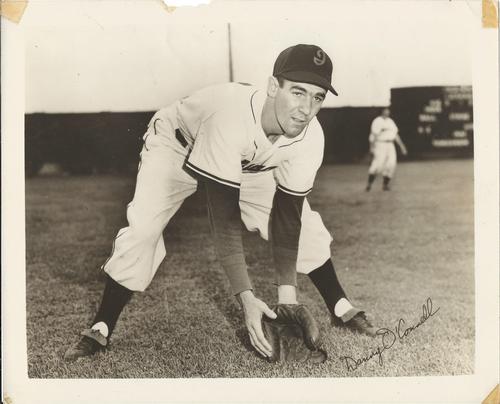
298, 97, 312, 116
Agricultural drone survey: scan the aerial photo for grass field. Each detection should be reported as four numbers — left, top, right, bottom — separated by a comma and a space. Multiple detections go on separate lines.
25, 159, 474, 378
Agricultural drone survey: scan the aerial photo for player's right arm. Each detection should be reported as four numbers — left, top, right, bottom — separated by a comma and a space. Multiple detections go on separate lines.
202, 177, 276, 357
186, 113, 276, 357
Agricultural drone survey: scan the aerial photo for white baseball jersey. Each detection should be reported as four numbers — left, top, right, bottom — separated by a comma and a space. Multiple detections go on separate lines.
104, 82, 332, 292
153, 82, 325, 197
370, 116, 398, 142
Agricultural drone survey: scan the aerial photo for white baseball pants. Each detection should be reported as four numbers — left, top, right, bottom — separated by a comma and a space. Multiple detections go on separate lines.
103, 124, 333, 292
368, 141, 397, 178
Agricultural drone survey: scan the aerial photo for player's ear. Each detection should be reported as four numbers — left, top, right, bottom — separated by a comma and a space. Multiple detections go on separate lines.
267, 76, 279, 98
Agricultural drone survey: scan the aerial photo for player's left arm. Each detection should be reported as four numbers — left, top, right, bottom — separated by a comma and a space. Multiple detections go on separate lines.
395, 132, 408, 155
271, 121, 324, 304
271, 189, 305, 304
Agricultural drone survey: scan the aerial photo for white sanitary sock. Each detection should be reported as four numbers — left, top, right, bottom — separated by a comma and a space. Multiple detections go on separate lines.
334, 297, 354, 317
91, 321, 109, 338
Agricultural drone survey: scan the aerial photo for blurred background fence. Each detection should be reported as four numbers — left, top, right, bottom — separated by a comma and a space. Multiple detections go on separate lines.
25, 85, 473, 177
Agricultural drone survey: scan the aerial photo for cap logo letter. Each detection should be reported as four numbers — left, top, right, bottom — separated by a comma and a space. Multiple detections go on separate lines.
313, 49, 326, 66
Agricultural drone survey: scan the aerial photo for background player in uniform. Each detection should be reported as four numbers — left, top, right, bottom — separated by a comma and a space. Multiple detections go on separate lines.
366, 107, 408, 191
65, 44, 376, 362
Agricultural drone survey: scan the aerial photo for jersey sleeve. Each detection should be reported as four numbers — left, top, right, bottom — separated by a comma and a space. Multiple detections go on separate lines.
271, 189, 304, 288
186, 113, 246, 188
204, 177, 251, 295
274, 123, 324, 196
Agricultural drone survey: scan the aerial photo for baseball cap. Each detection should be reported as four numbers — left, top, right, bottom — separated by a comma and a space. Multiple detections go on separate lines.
273, 44, 338, 96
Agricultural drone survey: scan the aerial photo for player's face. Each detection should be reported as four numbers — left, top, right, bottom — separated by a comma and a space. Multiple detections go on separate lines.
382, 108, 391, 118
270, 78, 326, 138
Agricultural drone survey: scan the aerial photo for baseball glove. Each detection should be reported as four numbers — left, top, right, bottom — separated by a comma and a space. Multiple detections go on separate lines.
262, 304, 327, 363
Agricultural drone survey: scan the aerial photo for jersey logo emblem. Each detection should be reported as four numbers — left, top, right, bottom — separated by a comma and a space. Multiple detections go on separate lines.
241, 160, 277, 173
313, 50, 326, 66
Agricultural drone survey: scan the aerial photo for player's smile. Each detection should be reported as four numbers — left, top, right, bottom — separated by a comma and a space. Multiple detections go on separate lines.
291, 116, 306, 124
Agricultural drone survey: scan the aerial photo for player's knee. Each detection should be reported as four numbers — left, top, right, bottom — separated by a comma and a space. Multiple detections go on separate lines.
129, 221, 163, 243
297, 216, 332, 274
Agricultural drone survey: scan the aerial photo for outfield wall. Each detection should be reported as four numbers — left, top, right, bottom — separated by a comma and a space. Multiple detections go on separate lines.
25, 112, 148, 176
25, 98, 473, 176
25, 109, 380, 176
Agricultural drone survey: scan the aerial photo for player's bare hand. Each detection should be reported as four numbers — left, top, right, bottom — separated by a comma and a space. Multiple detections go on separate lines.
237, 290, 277, 357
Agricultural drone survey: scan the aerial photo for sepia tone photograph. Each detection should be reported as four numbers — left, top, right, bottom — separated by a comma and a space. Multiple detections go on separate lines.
2, 0, 499, 402
24, 0, 475, 377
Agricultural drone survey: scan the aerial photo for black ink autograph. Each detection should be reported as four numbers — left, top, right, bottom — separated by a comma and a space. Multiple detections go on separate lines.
339, 297, 440, 371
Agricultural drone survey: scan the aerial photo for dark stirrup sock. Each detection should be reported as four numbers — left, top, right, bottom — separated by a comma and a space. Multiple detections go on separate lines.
307, 259, 347, 315
367, 174, 376, 185
92, 274, 133, 338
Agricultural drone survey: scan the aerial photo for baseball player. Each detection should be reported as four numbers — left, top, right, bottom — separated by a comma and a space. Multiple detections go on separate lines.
366, 107, 408, 191
65, 44, 376, 362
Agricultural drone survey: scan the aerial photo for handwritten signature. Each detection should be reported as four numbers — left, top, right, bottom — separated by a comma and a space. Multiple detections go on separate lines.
339, 297, 440, 371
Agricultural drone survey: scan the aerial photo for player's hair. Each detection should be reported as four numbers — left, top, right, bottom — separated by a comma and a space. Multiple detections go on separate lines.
276, 76, 286, 88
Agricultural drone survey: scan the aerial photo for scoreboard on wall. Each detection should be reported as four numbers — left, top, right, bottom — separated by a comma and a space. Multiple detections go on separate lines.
390, 86, 473, 155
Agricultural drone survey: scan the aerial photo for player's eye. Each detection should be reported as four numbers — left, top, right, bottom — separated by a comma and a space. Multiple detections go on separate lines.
292, 91, 304, 97
314, 96, 324, 102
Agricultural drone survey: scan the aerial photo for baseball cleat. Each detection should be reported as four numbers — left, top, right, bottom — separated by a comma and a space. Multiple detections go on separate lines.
332, 310, 377, 337
64, 328, 108, 362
